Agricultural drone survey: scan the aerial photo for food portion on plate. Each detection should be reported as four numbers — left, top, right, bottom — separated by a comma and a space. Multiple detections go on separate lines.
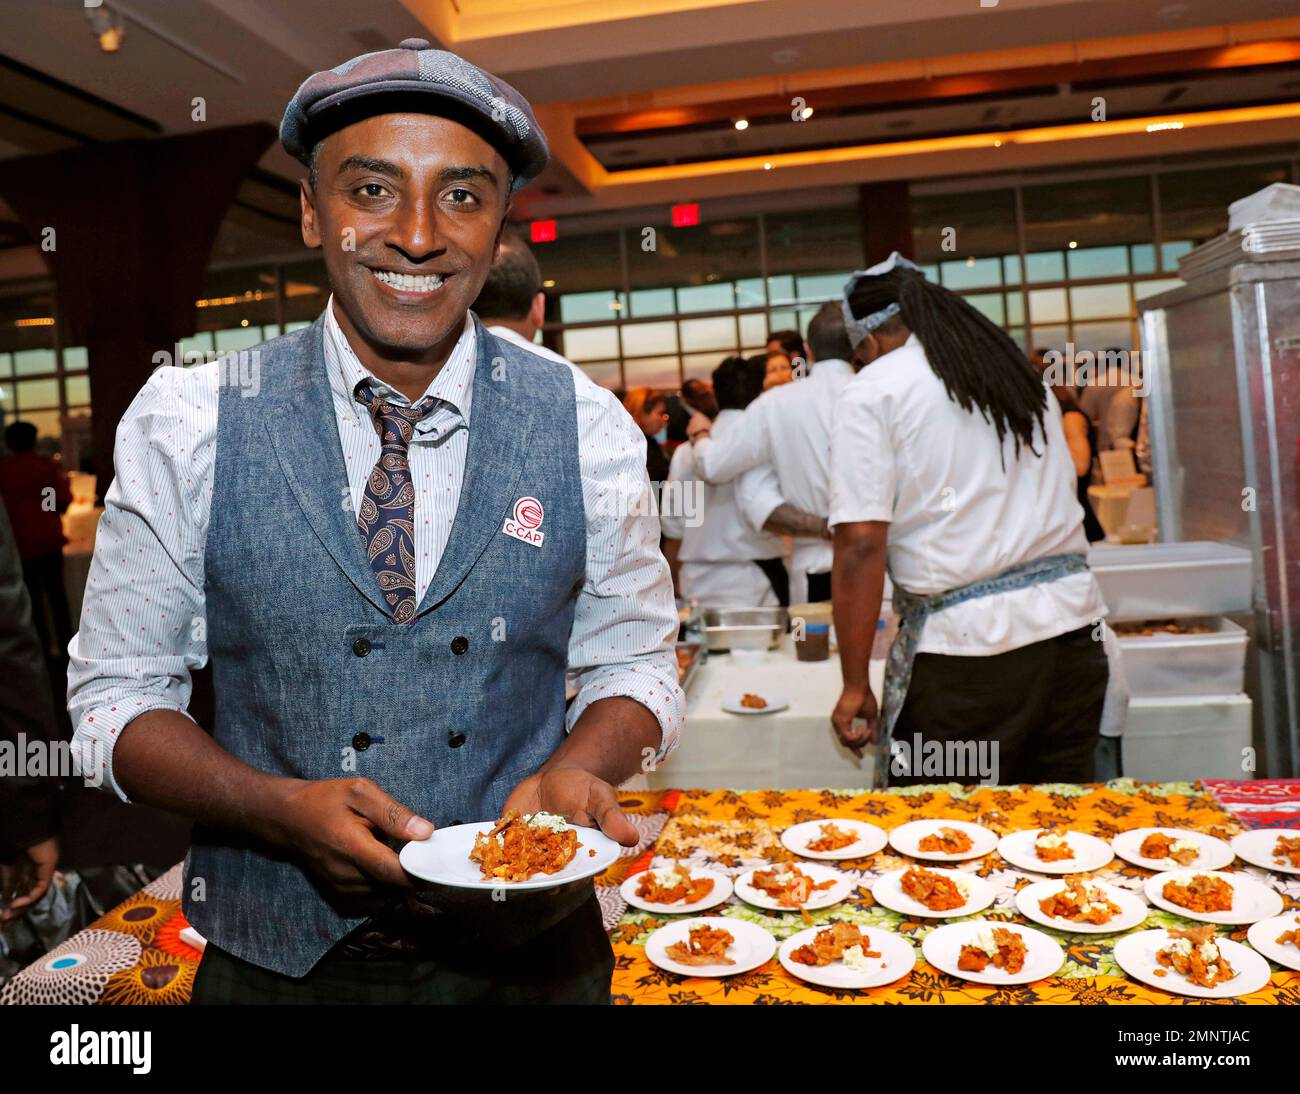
1154, 925, 1236, 989
739, 692, 768, 709
1034, 830, 1074, 863
665, 922, 736, 967
1272, 834, 1300, 869
957, 926, 1027, 975
1277, 917, 1300, 949
805, 822, 858, 853
1037, 876, 1122, 926
1162, 873, 1234, 914
468, 810, 578, 882
788, 922, 879, 969
1140, 831, 1200, 866
635, 863, 715, 906
750, 864, 837, 908
900, 865, 969, 912
919, 826, 973, 855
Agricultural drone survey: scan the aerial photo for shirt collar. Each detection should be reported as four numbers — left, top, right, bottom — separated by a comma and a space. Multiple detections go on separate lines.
323, 295, 478, 428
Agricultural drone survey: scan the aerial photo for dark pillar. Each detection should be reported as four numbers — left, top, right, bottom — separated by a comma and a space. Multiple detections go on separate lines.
858, 181, 914, 266
0, 124, 275, 490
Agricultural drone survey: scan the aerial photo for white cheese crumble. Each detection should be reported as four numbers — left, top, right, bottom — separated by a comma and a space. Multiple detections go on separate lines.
1169, 938, 1193, 957
972, 929, 999, 957
1036, 831, 1067, 849
650, 867, 683, 887
954, 876, 971, 898
842, 944, 871, 972
1170, 838, 1198, 855
525, 811, 569, 832
772, 869, 797, 886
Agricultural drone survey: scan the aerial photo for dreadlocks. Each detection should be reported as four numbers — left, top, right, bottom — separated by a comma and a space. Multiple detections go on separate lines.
847, 267, 1047, 456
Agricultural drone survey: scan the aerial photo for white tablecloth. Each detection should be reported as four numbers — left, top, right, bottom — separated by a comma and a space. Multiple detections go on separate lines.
649, 637, 886, 790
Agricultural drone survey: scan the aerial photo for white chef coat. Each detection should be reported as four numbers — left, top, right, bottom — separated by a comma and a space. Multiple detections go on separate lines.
660, 409, 786, 607
829, 333, 1108, 656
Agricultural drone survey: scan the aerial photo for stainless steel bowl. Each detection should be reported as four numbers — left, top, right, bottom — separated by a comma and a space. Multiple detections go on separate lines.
701, 607, 788, 652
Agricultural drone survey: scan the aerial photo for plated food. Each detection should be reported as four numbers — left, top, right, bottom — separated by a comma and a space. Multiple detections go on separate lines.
780, 818, 888, 861
721, 690, 789, 715
734, 862, 853, 915
789, 921, 878, 967
889, 819, 998, 862
1279, 917, 1300, 947
1245, 915, 1300, 974
997, 828, 1114, 874
1144, 869, 1283, 925
778, 923, 917, 989
1114, 928, 1271, 999
922, 921, 1064, 985
644, 917, 777, 977
469, 810, 577, 882
871, 866, 994, 919
1111, 827, 1235, 871
739, 693, 768, 709
1230, 828, 1300, 875
1015, 877, 1149, 934
621, 863, 733, 913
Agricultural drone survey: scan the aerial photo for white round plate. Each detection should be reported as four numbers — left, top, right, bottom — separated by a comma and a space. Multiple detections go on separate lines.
1246, 914, 1300, 972
1015, 878, 1149, 934
888, 819, 998, 862
997, 829, 1114, 874
1144, 869, 1284, 925
871, 867, 995, 919
644, 916, 776, 977
1231, 829, 1300, 876
1112, 827, 1235, 871
721, 691, 789, 715
922, 921, 1064, 985
778, 923, 916, 989
620, 867, 733, 914
1114, 929, 1272, 999
781, 819, 888, 861
399, 819, 620, 890
734, 862, 855, 912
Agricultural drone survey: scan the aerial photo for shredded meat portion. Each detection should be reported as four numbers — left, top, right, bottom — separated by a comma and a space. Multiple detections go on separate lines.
900, 866, 967, 912
1162, 874, 1234, 914
1037, 877, 1121, 925
1140, 831, 1198, 866
1155, 925, 1236, 989
468, 811, 578, 882
665, 923, 734, 966
958, 927, 1027, 974
636, 864, 715, 905
806, 822, 858, 853
790, 922, 880, 967
918, 827, 973, 854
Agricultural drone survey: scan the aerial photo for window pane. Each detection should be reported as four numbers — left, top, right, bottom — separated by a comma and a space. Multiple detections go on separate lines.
1160, 241, 1194, 271
578, 361, 621, 390
623, 356, 679, 388
767, 309, 797, 334
13, 349, 56, 377
16, 377, 59, 408
766, 276, 796, 307
1131, 244, 1157, 275
1072, 320, 1135, 352
63, 346, 88, 371
1025, 251, 1065, 283
679, 316, 736, 353
735, 278, 766, 308
794, 272, 850, 303
963, 292, 1004, 325
739, 313, 768, 346
911, 188, 1017, 264
1069, 283, 1131, 320
561, 325, 619, 362
683, 352, 731, 382
1003, 255, 1023, 285
559, 290, 620, 324
676, 282, 735, 314
16, 408, 61, 440
629, 288, 675, 318
1033, 324, 1070, 353
1006, 292, 1025, 326
65, 375, 90, 405
0, 354, 10, 379
941, 257, 1002, 290
1029, 288, 1068, 324
179, 333, 215, 363
1134, 278, 1182, 301
1067, 245, 1129, 279
621, 322, 677, 357
214, 327, 262, 352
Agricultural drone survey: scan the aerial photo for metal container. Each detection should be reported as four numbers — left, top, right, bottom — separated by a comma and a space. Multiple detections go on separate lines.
674, 641, 704, 694
701, 607, 787, 653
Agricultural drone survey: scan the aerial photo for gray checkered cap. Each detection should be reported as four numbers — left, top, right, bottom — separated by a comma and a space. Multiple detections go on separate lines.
280, 39, 548, 193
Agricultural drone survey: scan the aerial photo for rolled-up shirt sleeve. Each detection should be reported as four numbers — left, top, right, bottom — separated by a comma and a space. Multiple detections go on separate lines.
67, 366, 216, 803
829, 382, 896, 527
568, 383, 684, 763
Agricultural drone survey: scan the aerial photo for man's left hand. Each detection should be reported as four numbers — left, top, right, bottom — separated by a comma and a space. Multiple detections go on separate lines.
503, 767, 640, 848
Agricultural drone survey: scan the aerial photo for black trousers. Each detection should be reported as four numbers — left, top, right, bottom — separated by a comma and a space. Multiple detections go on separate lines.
22, 551, 71, 657
886, 625, 1108, 787
188, 892, 614, 1005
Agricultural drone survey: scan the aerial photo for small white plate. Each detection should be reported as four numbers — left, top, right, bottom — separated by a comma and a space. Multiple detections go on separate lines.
778, 923, 916, 989
399, 819, 620, 890
922, 921, 1064, 985
1144, 869, 1284, 925
1112, 827, 1235, 872
1246, 914, 1300, 972
1015, 878, 1149, 934
781, 819, 888, 861
1231, 828, 1300, 876
871, 867, 995, 919
721, 691, 789, 715
620, 866, 733, 914
888, 819, 998, 862
734, 862, 855, 912
644, 916, 776, 977
997, 829, 1114, 874
1114, 929, 1272, 999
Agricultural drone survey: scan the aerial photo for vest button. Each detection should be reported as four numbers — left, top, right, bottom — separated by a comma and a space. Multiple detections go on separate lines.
352, 638, 371, 657
450, 636, 469, 655
447, 731, 467, 748
352, 732, 371, 751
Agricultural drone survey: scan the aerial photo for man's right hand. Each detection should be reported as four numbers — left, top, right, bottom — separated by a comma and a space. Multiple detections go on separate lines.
267, 777, 434, 895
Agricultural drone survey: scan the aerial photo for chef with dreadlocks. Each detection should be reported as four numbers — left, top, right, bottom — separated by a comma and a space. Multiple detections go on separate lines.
827, 253, 1110, 786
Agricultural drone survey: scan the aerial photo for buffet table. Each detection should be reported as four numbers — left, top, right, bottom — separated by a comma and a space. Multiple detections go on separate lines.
4, 781, 1297, 1005
652, 637, 885, 789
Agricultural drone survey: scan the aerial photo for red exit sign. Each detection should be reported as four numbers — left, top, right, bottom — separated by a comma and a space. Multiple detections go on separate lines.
530, 219, 557, 243
671, 203, 700, 227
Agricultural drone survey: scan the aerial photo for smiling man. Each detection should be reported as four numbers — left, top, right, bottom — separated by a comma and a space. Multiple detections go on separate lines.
66, 41, 684, 1004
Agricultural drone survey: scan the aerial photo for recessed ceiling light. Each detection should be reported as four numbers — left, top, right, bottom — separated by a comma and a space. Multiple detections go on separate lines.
1146, 121, 1184, 132
542, 279, 556, 288
734, 118, 749, 131
763, 162, 773, 170
799, 106, 813, 121
1069, 241, 1079, 249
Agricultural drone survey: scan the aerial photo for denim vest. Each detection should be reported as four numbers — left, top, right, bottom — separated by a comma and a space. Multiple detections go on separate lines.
182, 314, 586, 977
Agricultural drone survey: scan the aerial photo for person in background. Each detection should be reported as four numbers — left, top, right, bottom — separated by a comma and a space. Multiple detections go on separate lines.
762, 350, 794, 390
0, 498, 61, 926
767, 329, 807, 365
0, 421, 73, 658
1077, 348, 1127, 437
686, 302, 852, 603
1102, 382, 1141, 455
829, 253, 1109, 786
661, 356, 791, 607
1041, 379, 1105, 544
624, 387, 671, 487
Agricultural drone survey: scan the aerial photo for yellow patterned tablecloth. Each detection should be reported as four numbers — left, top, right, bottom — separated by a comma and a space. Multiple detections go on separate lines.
608, 783, 1300, 1005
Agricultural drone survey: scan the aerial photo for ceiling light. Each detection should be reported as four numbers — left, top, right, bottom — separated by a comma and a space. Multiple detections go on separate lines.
734, 118, 749, 131
542, 279, 556, 288
799, 106, 814, 121
1146, 121, 1184, 132
763, 162, 773, 171
85, 4, 126, 52
1069, 241, 1079, 249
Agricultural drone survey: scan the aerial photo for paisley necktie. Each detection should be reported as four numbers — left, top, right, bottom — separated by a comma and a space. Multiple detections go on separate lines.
354, 382, 437, 624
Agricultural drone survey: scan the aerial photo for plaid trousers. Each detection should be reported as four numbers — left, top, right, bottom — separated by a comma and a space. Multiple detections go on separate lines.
188, 892, 614, 1005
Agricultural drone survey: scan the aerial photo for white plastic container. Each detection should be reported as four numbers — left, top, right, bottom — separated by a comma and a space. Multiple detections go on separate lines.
1088, 541, 1252, 621
1115, 618, 1248, 698
1121, 693, 1252, 782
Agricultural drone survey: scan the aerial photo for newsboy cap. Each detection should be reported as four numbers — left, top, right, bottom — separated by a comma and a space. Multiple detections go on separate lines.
280, 38, 548, 193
